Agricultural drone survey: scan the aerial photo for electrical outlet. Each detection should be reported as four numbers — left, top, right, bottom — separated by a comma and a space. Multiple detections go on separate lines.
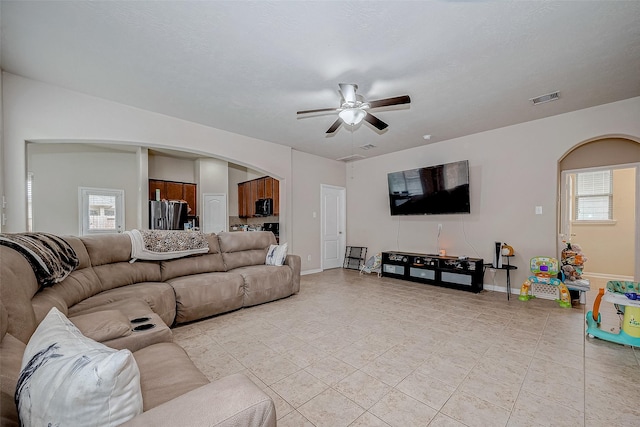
307, 255, 311, 261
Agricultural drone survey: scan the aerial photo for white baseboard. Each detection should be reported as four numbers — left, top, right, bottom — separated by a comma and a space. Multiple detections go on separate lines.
483, 283, 519, 296
582, 272, 634, 281
301, 268, 323, 276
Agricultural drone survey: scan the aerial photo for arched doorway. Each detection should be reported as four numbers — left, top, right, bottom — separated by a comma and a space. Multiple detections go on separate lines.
558, 137, 640, 284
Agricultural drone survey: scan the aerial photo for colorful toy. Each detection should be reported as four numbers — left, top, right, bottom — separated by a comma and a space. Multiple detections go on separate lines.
519, 256, 571, 308
586, 281, 640, 347
501, 243, 514, 256
561, 242, 587, 280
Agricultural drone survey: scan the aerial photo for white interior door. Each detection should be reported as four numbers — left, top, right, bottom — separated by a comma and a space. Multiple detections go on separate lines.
78, 187, 124, 236
202, 193, 227, 234
321, 185, 346, 270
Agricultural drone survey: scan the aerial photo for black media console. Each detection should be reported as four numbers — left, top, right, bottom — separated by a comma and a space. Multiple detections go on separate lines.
381, 251, 484, 293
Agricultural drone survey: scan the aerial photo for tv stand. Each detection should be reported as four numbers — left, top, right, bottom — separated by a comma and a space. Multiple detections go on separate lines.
381, 251, 483, 293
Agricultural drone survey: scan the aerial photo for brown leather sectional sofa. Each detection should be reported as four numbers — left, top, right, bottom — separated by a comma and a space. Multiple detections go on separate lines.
0, 230, 301, 426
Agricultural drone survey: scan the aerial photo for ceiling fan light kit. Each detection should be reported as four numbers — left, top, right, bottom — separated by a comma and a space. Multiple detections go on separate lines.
297, 83, 410, 134
338, 108, 366, 126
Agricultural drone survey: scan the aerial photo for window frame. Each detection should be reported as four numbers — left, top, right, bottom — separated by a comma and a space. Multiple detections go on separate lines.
78, 187, 125, 235
573, 169, 614, 224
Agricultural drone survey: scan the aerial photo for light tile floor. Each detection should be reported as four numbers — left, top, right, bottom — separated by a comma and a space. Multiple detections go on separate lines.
173, 270, 640, 426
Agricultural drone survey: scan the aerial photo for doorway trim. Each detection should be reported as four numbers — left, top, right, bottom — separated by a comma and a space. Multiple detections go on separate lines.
320, 184, 346, 270
560, 162, 639, 281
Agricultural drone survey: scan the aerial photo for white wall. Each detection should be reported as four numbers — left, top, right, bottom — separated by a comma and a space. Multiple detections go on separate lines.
0, 75, 3, 233
148, 153, 196, 183
292, 150, 347, 273
2, 73, 296, 244
27, 143, 139, 235
347, 97, 640, 289
196, 157, 229, 219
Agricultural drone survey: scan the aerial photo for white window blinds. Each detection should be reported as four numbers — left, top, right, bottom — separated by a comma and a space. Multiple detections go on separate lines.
575, 170, 612, 220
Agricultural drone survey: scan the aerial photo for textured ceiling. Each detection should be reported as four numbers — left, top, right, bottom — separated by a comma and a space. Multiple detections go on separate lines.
2, 1, 639, 161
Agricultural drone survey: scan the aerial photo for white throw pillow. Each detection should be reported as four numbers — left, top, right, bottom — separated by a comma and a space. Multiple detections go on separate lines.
266, 242, 288, 266
16, 307, 143, 427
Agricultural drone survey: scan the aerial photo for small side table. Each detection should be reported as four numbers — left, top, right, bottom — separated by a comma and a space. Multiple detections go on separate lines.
484, 256, 517, 300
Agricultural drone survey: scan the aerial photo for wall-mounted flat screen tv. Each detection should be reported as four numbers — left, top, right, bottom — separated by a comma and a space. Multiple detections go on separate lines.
387, 160, 470, 215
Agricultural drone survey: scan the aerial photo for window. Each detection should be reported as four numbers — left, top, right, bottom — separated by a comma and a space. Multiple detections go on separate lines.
79, 187, 124, 235
27, 172, 34, 232
575, 170, 612, 221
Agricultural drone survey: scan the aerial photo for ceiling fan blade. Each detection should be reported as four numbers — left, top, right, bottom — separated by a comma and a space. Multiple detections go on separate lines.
368, 95, 411, 109
297, 107, 337, 115
364, 113, 388, 131
326, 118, 343, 133
339, 83, 357, 104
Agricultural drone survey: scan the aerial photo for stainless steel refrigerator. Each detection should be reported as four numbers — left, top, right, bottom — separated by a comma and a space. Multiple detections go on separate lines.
149, 200, 189, 230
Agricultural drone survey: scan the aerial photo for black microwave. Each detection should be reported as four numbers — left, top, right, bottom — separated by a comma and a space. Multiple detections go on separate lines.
255, 198, 273, 217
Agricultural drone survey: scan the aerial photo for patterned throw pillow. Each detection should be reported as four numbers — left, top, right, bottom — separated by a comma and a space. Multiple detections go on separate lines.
16, 308, 142, 427
265, 243, 288, 266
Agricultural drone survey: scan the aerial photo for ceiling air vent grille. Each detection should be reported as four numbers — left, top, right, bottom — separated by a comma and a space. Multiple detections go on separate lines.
359, 144, 376, 150
336, 154, 365, 162
530, 91, 560, 105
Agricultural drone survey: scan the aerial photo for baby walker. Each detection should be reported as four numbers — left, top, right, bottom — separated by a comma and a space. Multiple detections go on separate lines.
586, 281, 640, 347
518, 256, 571, 308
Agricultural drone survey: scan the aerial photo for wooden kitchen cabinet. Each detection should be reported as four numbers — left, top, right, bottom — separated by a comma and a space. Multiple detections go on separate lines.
182, 184, 197, 215
165, 182, 184, 200
149, 180, 166, 200
238, 176, 279, 218
265, 177, 279, 216
148, 179, 197, 214
238, 182, 246, 218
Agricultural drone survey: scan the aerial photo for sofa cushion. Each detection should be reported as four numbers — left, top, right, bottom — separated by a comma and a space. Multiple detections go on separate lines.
69, 300, 173, 353
161, 253, 226, 281
1, 333, 25, 426
168, 272, 245, 324
92, 261, 162, 292
1, 302, 23, 426
31, 266, 103, 322
80, 234, 135, 265
68, 282, 176, 326
0, 302, 7, 342
133, 342, 209, 411
235, 265, 294, 307
69, 309, 132, 342
120, 374, 275, 427
17, 308, 143, 427
82, 233, 162, 291
0, 247, 40, 344
218, 232, 276, 270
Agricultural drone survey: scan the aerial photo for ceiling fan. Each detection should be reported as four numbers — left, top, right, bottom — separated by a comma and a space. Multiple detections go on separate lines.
297, 83, 411, 134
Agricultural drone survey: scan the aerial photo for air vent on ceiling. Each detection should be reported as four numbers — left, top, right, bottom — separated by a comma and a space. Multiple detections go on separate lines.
336, 154, 365, 162
359, 144, 376, 150
530, 91, 560, 105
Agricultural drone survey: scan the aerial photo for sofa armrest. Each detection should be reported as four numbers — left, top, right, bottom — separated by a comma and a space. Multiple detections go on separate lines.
120, 374, 275, 427
285, 254, 301, 293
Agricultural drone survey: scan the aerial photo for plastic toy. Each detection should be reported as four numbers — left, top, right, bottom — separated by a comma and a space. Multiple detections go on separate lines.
586, 281, 640, 347
501, 243, 514, 256
519, 256, 571, 308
